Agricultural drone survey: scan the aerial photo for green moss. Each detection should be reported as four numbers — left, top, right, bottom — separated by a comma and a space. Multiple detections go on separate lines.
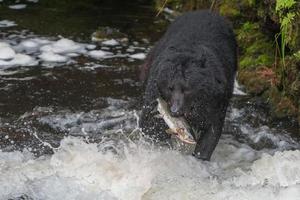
294, 50, 300, 60
239, 57, 254, 69
243, 0, 256, 7
219, 3, 240, 17
237, 22, 274, 69
240, 54, 274, 69
257, 54, 273, 65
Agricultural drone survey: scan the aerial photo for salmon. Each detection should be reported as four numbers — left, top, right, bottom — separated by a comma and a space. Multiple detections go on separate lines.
156, 98, 196, 144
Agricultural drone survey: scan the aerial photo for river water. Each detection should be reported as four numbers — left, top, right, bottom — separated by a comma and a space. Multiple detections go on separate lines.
0, 1, 299, 200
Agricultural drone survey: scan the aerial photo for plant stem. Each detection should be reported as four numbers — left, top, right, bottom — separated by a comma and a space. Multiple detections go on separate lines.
156, 0, 168, 17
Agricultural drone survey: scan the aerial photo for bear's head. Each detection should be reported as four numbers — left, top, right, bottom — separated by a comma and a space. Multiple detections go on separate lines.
156, 51, 224, 117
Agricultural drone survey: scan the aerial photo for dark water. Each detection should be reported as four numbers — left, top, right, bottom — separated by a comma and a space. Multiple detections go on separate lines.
0, 1, 300, 199
0, 0, 168, 154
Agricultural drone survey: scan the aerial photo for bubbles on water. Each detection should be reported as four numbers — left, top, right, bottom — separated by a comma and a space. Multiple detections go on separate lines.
0, 31, 149, 72
0, 20, 17, 28
8, 4, 27, 10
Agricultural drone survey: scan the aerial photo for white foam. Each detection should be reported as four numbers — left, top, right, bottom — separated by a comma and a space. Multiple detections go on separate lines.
102, 39, 119, 46
16, 39, 41, 54
248, 151, 300, 187
66, 53, 79, 57
31, 38, 52, 45
101, 46, 110, 51
126, 48, 135, 53
0, 136, 299, 200
10, 53, 37, 66
129, 53, 146, 60
40, 38, 87, 54
39, 51, 69, 63
0, 53, 37, 68
8, 4, 27, 9
0, 42, 10, 48
0, 20, 17, 28
0, 37, 110, 67
239, 124, 299, 150
20, 40, 39, 49
0, 44, 16, 60
87, 50, 113, 59
86, 44, 96, 50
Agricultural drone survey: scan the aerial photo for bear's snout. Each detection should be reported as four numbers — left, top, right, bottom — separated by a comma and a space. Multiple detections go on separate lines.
170, 89, 185, 117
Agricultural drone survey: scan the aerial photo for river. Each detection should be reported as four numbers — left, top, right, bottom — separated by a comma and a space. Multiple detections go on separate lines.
0, 0, 299, 199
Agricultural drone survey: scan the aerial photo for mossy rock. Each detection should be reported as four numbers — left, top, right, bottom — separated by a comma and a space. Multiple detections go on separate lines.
288, 17, 300, 51
238, 68, 271, 95
219, 2, 240, 17
279, 55, 300, 100
218, 0, 257, 18
291, 75, 300, 94
266, 87, 298, 118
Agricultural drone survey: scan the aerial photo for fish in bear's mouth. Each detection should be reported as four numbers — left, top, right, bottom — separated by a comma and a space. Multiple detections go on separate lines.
156, 98, 196, 144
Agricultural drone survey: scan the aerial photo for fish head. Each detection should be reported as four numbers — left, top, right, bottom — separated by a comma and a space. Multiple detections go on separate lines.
175, 127, 196, 144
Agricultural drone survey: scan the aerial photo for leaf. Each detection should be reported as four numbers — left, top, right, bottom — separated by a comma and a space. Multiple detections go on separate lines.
276, 0, 296, 12
281, 12, 296, 27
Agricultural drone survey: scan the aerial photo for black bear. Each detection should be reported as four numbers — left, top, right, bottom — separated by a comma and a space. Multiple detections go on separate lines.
140, 10, 237, 161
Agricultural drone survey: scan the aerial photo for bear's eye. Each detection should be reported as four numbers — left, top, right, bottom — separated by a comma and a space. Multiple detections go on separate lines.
168, 86, 174, 91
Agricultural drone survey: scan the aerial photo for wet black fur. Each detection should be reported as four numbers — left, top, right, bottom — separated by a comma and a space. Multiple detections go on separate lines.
140, 10, 237, 161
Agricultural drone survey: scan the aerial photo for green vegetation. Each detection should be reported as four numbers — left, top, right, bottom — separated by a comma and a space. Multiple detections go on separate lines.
237, 22, 274, 69
234, 0, 299, 123
275, 0, 298, 92
276, 0, 296, 62
219, 0, 240, 17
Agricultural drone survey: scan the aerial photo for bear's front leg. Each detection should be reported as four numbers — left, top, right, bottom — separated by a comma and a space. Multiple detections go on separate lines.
193, 116, 224, 161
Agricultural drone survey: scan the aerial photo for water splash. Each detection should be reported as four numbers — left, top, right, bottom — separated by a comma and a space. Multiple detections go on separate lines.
0, 131, 300, 200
